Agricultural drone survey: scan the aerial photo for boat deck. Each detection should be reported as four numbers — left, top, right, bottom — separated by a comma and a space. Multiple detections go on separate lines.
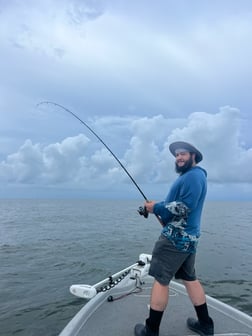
59, 275, 252, 336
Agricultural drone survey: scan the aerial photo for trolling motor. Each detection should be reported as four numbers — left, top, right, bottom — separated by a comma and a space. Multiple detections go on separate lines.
138, 206, 149, 218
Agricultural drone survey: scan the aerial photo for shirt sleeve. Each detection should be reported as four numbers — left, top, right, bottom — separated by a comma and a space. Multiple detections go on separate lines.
153, 201, 173, 224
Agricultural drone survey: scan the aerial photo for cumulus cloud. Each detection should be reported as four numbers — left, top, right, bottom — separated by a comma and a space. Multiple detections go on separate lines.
0, 134, 91, 185
165, 106, 251, 183
0, 107, 251, 196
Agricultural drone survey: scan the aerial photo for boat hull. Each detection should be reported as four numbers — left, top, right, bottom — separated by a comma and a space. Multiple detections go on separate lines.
59, 273, 252, 336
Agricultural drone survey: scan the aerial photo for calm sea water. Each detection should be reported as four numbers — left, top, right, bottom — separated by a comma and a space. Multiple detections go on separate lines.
0, 200, 252, 336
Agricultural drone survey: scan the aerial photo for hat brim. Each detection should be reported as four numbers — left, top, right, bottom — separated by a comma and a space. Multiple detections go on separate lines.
169, 141, 203, 163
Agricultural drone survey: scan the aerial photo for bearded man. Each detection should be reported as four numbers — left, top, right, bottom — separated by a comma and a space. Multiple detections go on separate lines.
135, 141, 214, 336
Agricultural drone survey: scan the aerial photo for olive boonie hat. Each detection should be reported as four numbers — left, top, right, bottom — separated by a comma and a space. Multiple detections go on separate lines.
169, 141, 203, 163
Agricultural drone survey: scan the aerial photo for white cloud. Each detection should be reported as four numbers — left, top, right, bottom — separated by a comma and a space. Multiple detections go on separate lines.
0, 140, 43, 183
0, 134, 90, 185
165, 106, 251, 183
1, 107, 251, 199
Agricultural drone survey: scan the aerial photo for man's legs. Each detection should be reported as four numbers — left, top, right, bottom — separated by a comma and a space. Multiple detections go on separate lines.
135, 236, 200, 336
134, 280, 167, 336
183, 280, 214, 335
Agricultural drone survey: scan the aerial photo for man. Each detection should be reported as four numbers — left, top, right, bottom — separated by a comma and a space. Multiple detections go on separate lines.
135, 141, 214, 336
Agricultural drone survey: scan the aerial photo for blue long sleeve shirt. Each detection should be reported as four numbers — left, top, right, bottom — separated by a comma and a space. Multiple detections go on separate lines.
153, 166, 207, 237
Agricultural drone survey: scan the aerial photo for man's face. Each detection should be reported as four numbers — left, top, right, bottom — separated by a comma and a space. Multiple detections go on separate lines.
175, 151, 194, 174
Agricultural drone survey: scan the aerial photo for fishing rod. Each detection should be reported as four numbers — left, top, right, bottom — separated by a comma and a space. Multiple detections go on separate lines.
37, 101, 162, 223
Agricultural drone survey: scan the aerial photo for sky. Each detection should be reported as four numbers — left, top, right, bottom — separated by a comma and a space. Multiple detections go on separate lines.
0, 0, 252, 200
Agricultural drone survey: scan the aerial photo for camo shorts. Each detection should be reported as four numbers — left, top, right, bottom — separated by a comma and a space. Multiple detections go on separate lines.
149, 235, 197, 286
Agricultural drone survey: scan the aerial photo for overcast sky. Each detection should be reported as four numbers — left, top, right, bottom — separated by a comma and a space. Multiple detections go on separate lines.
0, 0, 252, 200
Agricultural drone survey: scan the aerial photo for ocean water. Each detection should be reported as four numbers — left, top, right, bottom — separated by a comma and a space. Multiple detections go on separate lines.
0, 199, 251, 336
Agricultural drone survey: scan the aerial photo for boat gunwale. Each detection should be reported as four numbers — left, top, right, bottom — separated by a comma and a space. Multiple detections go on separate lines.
170, 281, 252, 328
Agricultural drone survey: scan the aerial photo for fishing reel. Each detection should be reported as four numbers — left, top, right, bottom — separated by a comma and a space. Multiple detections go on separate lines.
138, 206, 149, 218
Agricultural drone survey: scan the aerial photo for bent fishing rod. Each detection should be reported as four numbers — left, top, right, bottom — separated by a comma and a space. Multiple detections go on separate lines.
36, 101, 163, 225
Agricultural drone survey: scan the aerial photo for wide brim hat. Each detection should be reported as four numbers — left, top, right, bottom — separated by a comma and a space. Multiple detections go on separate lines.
169, 141, 203, 163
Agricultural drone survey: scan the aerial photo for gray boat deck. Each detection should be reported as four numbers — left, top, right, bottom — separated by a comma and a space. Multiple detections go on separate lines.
59, 275, 252, 336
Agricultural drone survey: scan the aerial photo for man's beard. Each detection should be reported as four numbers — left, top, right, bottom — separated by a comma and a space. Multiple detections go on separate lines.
175, 156, 194, 174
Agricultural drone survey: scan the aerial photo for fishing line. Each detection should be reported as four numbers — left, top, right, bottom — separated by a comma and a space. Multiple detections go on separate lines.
36, 101, 163, 225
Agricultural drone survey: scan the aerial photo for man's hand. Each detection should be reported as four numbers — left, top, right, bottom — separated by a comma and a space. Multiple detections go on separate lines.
144, 200, 156, 213
138, 200, 156, 218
